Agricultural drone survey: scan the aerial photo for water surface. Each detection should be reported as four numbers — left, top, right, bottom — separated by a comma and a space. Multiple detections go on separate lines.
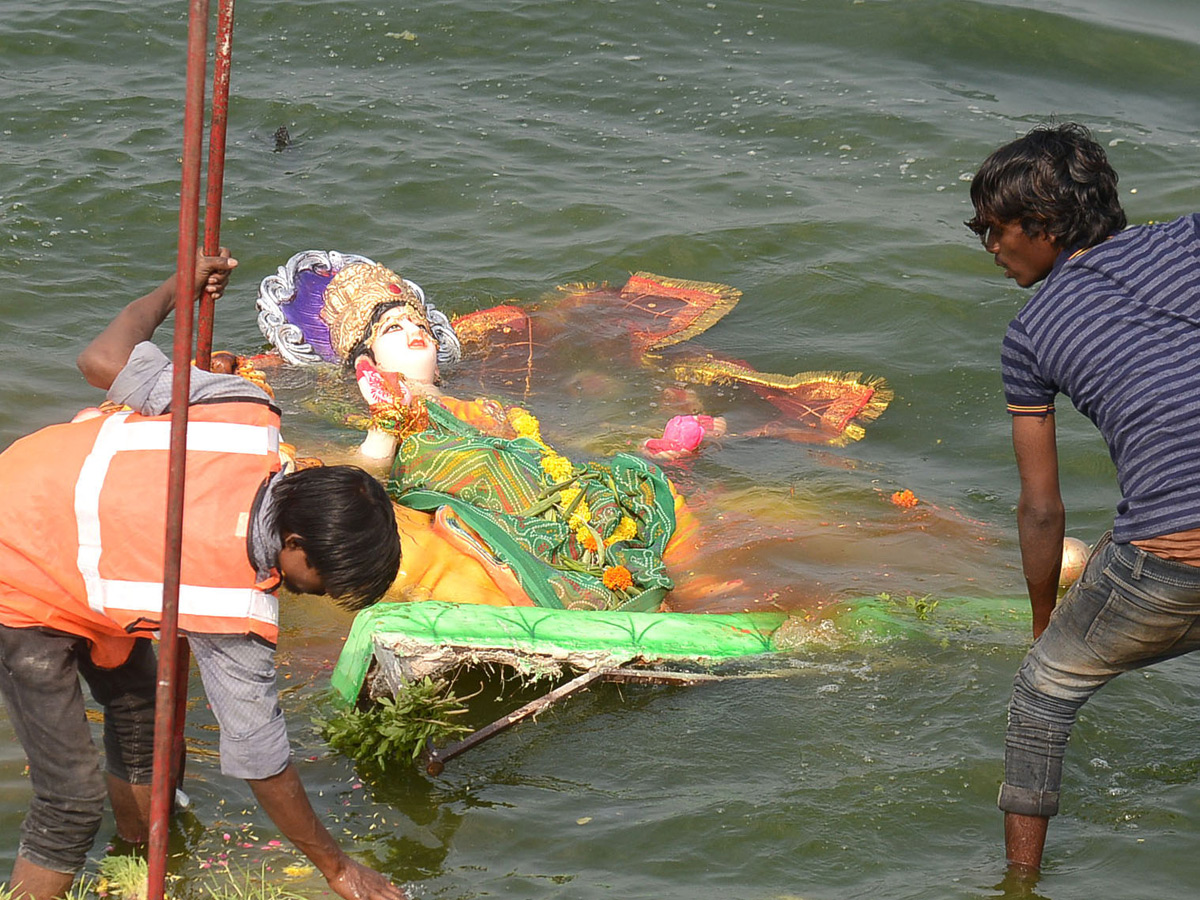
3, 0, 1200, 896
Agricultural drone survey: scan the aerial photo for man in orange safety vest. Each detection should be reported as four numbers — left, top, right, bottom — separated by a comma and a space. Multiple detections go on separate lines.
0, 251, 408, 900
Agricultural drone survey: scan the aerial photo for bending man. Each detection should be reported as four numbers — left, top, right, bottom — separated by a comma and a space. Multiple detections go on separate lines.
968, 122, 1200, 873
0, 252, 405, 900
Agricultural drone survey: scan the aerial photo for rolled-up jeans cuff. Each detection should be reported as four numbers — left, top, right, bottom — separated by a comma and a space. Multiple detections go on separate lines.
998, 783, 1059, 817
16, 844, 82, 876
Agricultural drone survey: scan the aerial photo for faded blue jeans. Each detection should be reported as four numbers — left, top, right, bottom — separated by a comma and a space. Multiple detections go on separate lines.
999, 532, 1200, 816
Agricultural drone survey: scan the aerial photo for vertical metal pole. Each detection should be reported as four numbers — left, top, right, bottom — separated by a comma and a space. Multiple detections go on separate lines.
169, 0, 236, 801
147, 2, 209, 898
195, 0, 235, 368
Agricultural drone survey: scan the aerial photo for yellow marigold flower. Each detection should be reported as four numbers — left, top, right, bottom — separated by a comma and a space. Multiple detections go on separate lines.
606, 516, 638, 545
541, 453, 574, 482
507, 407, 543, 443
569, 500, 591, 530
603, 565, 634, 591
557, 487, 590, 528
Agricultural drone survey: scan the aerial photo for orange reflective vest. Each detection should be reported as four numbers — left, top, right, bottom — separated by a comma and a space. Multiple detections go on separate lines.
0, 398, 284, 667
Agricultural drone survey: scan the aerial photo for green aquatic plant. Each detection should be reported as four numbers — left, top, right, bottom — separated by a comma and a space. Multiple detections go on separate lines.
96, 857, 310, 900
98, 856, 149, 900
875, 591, 939, 620
0, 877, 98, 900
316, 676, 472, 765
189, 864, 307, 900
0, 851, 318, 900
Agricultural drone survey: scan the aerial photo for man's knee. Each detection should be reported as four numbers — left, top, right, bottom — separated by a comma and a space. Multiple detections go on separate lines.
19, 788, 106, 877
1009, 668, 1085, 727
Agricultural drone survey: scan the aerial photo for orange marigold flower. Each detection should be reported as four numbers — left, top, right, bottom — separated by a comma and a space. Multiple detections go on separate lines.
579, 531, 598, 552
890, 489, 919, 509
602, 565, 634, 591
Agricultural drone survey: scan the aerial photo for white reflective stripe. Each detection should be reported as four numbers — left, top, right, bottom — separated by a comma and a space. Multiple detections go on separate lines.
76, 411, 133, 613
99, 580, 279, 627
95, 419, 279, 456
73, 410, 280, 615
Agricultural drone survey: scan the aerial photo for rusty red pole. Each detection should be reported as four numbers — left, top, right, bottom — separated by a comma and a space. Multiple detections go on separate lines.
168, 0, 236, 803
147, 1, 210, 897
195, 0, 235, 368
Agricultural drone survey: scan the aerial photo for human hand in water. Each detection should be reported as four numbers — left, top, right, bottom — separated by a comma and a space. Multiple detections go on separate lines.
325, 856, 409, 900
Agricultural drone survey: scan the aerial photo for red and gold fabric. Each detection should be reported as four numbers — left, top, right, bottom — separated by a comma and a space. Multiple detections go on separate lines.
670, 357, 892, 446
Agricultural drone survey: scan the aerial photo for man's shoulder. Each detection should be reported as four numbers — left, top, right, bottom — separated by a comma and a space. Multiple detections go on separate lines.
1148, 212, 1200, 241
1081, 213, 1200, 264
109, 342, 274, 414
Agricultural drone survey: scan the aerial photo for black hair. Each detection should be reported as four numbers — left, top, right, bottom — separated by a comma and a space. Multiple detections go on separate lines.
966, 122, 1126, 252
271, 465, 399, 610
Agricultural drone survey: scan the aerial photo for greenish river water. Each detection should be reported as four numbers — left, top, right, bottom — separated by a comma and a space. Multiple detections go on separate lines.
3, 0, 1200, 897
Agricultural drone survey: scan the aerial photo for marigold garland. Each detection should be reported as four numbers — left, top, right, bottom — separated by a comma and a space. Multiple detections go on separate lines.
506, 408, 595, 526
541, 453, 574, 482
507, 407, 543, 444
233, 357, 274, 398
507, 407, 640, 561
602, 565, 634, 591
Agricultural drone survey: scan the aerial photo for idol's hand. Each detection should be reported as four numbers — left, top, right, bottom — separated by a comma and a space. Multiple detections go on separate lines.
642, 414, 726, 460
356, 356, 414, 409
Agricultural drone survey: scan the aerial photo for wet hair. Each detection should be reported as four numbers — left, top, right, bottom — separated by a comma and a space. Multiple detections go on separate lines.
271, 465, 400, 610
966, 122, 1126, 252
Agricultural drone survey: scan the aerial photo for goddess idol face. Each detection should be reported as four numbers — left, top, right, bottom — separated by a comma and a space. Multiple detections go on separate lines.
370, 306, 439, 385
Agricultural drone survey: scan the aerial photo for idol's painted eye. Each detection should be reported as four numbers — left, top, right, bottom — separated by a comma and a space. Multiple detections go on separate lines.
379, 318, 412, 336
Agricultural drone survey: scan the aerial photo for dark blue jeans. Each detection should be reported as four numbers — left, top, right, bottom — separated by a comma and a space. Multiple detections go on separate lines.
0, 626, 156, 873
999, 532, 1200, 816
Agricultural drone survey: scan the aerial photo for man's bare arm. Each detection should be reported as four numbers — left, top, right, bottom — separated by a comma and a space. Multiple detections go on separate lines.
248, 762, 408, 900
1012, 413, 1065, 638
76, 250, 237, 390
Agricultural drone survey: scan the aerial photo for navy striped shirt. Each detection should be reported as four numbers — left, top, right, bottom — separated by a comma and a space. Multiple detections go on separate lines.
1002, 213, 1200, 542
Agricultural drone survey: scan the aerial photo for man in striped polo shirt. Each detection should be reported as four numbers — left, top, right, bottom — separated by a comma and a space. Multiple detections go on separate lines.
968, 123, 1200, 874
